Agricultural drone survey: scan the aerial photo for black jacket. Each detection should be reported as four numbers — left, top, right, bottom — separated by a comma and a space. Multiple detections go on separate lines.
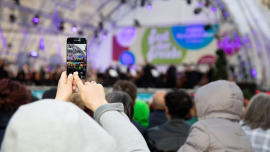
146, 119, 190, 152
148, 110, 167, 129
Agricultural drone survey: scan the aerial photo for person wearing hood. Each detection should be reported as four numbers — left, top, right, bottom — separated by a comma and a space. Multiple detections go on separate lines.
177, 80, 253, 152
1, 71, 150, 152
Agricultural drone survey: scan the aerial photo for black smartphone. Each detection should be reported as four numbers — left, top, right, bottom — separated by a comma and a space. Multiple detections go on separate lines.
66, 37, 87, 79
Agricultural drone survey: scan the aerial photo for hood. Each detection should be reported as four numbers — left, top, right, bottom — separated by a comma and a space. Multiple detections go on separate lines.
195, 80, 243, 121
1, 99, 116, 152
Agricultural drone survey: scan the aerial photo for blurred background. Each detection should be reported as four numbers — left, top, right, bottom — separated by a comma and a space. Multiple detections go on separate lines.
0, 0, 270, 100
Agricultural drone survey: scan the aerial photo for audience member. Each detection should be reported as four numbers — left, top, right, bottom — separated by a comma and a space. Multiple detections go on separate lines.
148, 90, 167, 129
1, 71, 150, 152
0, 79, 31, 144
42, 88, 57, 99
106, 91, 134, 120
242, 93, 270, 152
113, 80, 148, 135
146, 90, 192, 152
69, 93, 85, 110
178, 80, 253, 152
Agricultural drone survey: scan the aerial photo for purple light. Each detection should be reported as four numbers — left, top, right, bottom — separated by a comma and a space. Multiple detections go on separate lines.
102, 34, 107, 40
251, 69, 257, 78
32, 17, 39, 24
146, 4, 152, 10
211, 7, 216, 12
198, 2, 203, 8
39, 38, 45, 50
30, 51, 38, 57
224, 12, 230, 18
71, 26, 78, 33
218, 37, 242, 55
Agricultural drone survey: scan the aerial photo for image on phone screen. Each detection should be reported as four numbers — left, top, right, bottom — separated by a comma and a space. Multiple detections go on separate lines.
67, 38, 87, 79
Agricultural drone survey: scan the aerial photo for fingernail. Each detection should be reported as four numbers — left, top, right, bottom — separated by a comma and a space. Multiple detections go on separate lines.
69, 74, 72, 77
73, 86, 75, 90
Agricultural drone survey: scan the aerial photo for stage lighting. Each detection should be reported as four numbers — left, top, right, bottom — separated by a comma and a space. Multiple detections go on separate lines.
58, 21, 64, 31
94, 31, 99, 39
204, 24, 212, 31
187, 0, 191, 5
211, 7, 216, 12
102, 33, 107, 40
78, 30, 84, 35
134, 19, 141, 27
30, 51, 38, 57
197, 2, 203, 8
71, 25, 78, 33
141, 0, 146, 7
146, 3, 152, 10
9, 14, 16, 22
32, 15, 39, 25
194, 8, 202, 14
98, 22, 103, 30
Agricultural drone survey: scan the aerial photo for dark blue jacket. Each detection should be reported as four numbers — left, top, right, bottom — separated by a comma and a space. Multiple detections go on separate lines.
148, 110, 167, 129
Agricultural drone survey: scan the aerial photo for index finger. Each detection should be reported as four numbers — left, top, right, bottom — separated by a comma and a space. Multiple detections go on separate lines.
60, 71, 67, 83
73, 72, 84, 90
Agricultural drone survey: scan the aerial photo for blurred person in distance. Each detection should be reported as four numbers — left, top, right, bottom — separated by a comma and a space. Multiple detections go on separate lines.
242, 93, 270, 152
148, 90, 167, 129
0, 79, 31, 144
146, 90, 192, 152
178, 80, 253, 152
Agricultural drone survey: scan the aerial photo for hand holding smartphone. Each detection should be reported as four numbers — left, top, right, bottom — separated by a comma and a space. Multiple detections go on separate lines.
66, 37, 87, 79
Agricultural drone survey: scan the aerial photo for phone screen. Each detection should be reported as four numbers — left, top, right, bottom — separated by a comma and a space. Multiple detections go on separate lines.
66, 37, 87, 79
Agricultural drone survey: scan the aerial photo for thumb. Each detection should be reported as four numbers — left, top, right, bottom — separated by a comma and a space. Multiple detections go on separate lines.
66, 73, 73, 85
73, 72, 84, 90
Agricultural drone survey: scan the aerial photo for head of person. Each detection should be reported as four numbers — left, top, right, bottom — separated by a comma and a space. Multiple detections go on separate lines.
42, 88, 57, 99
165, 90, 192, 119
0, 79, 30, 110
1, 100, 116, 151
69, 93, 85, 110
113, 80, 137, 105
105, 91, 134, 120
152, 90, 167, 110
194, 80, 243, 121
243, 93, 270, 130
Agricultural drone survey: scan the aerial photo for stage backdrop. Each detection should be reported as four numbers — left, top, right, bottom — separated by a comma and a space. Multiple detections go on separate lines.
112, 24, 218, 65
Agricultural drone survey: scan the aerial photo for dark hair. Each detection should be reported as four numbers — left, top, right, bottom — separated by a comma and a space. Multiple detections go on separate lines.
243, 93, 270, 130
0, 79, 30, 112
42, 88, 57, 99
106, 91, 134, 120
165, 90, 192, 119
113, 80, 137, 104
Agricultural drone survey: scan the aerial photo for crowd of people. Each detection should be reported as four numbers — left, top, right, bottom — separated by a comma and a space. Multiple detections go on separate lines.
0, 70, 269, 151
0, 58, 213, 88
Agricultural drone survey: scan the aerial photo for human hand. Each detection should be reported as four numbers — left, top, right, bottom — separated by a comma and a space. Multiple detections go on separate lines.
55, 71, 77, 101
73, 72, 108, 111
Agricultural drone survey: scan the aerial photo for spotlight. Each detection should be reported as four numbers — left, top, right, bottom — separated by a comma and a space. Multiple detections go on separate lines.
197, 2, 203, 8
146, 2, 152, 10
194, 8, 202, 14
94, 31, 99, 39
39, 39, 45, 50
223, 12, 230, 18
58, 21, 64, 31
78, 30, 84, 35
71, 25, 78, 33
141, 0, 146, 7
98, 22, 103, 30
204, 24, 212, 31
9, 14, 16, 22
30, 51, 38, 57
211, 7, 216, 12
102, 33, 107, 40
32, 15, 39, 25
134, 19, 141, 27
187, 0, 191, 5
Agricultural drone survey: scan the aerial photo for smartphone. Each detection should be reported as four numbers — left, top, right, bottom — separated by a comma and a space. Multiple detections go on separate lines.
66, 37, 87, 79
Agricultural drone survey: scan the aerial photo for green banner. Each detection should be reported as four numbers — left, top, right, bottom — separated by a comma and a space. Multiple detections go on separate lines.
142, 27, 187, 64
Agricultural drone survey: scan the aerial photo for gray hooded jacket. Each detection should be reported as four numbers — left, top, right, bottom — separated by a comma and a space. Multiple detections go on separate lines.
178, 80, 253, 152
1, 99, 149, 152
